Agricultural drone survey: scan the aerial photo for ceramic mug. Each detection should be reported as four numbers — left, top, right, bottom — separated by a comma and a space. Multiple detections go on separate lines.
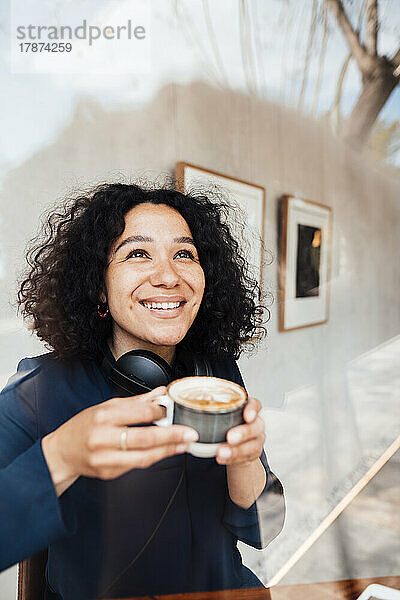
154, 376, 247, 457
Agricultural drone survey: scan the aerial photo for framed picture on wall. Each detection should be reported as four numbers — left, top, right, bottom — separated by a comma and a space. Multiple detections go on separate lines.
175, 162, 266, 290
279, 195, 332, 331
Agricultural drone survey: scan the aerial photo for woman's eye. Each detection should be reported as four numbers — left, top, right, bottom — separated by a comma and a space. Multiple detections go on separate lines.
124, 248, 197, 260
126, 249, 148, 259
176, 249, 196, 260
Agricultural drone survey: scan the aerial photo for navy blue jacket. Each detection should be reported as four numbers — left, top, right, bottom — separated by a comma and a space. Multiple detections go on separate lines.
0, 347, 285, 599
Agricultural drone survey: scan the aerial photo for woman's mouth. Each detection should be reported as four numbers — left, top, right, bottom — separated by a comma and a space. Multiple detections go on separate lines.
138, 300, 186, 317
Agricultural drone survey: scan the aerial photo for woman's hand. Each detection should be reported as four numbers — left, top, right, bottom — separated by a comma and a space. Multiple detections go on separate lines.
216, 397, 265, 466
41, 386, 199, 497
216, 397, 266, 509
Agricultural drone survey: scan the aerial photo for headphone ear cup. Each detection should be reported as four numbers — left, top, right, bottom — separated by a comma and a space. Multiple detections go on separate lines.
202, 355, 212, 377
174, 345, 212, 377
191, 354, 212, 376
116, 350, 172, 389
103, 346, 213, 397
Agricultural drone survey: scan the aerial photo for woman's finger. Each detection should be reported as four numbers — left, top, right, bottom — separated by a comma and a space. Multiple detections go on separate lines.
108, 386, 168, 406
88, 443, 191, 477
216, 438, 263, 465
243, 397, 262, 423
95, 387, 168, 426
226, 416, 265, 446
86, 423, 199, 451
116, 424, 198, 450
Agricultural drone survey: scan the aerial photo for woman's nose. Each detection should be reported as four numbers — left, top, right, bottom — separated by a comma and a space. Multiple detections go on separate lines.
149, 258, 180, 287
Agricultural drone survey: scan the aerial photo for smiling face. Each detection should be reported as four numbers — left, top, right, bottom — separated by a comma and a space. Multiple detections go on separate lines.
102, 203, 205, 362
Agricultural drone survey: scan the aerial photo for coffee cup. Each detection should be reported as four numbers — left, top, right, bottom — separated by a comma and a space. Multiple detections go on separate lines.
154, 376, 247, 457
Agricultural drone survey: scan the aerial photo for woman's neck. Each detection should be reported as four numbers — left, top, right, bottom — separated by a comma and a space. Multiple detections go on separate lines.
107, 332, 176, 366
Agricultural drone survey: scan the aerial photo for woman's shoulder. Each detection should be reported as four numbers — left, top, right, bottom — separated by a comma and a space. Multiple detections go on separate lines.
0, 354, 59, 443
1, 351, 104, 436
3, 352, 85, 391
1, 352, 51, 396
1, 351, 98, 410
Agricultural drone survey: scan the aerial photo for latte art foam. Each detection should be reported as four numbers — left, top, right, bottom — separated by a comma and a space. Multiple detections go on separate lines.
169, 376, 246, 412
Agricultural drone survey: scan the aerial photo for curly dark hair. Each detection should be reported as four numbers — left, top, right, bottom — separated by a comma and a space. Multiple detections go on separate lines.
17, 182, 269, 360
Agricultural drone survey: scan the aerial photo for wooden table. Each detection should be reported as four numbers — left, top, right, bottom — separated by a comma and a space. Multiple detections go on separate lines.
111, 575, 400, 600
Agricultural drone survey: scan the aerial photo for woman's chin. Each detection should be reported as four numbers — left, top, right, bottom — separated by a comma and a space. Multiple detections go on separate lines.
142, 322, 191, 347
147, 335, 185, 348
133, 328, 187, 349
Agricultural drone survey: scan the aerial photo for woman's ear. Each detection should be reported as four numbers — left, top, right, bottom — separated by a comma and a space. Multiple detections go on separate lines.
99, 291, 107, 304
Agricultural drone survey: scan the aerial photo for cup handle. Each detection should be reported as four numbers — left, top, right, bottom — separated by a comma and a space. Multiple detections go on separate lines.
154, 394, 174, 427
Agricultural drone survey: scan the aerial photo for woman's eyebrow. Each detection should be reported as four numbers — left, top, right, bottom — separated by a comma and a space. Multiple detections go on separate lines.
114, 235, 196, 254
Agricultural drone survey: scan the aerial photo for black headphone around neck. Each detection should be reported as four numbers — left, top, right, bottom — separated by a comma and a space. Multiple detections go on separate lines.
102, 342, 212, 396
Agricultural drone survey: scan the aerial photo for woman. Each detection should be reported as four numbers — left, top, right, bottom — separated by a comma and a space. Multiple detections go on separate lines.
0, 183, 285, 599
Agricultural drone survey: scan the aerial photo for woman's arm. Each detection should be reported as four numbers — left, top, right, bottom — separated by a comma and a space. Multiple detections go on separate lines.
223, 448, 286, 550
40, 386, 199, 498
0, 366, 77, 572
226, 457, 266, 509
0, 364, 198, 571
217, 396, 267, 508
218, 390, 286, 549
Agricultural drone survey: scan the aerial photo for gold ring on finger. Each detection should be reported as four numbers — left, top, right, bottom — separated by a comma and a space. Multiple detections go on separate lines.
120, 427, 128, 451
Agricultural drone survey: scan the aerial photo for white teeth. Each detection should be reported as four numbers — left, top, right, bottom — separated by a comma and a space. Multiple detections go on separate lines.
141, 301, 182, 310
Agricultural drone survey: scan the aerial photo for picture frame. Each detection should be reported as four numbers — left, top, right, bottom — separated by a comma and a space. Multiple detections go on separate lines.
175, 162, 266, 291
279, 195, 332, 331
